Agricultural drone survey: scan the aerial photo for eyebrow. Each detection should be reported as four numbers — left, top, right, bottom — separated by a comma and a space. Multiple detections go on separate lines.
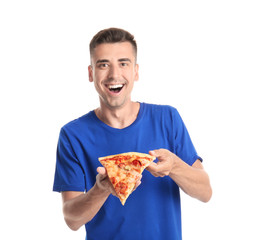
96, 59, 109, 65
95, 58, 132, 65
119, 58, 132, 63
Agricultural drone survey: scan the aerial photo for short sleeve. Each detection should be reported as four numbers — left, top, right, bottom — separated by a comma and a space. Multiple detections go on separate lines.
53, 128, 86, 192
173, 109, 202, 166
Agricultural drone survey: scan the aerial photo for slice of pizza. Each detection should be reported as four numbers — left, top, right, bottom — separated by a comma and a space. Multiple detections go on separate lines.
99, 152, 156, 205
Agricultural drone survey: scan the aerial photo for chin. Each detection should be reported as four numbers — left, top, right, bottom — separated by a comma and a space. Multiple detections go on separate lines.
104, 98, 129, 110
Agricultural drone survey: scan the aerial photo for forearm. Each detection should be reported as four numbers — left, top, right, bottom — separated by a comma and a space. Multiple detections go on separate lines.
169, 159, 212, 202
63, 184, 110, 231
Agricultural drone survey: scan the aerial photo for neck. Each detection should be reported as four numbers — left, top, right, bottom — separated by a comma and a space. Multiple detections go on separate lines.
95, 101, 140, 129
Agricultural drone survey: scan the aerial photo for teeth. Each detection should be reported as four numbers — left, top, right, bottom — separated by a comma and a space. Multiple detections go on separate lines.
108, 84, 123, 89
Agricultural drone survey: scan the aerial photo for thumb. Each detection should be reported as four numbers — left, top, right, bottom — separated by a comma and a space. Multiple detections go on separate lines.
149, 149, 171, 160
96, 167, 108, 183
149, 149, 163, 158
97, 167, 107, 175
149, 150, 160, 158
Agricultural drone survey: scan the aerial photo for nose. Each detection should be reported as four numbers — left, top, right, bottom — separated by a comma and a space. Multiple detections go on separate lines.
108, 64, 121, 80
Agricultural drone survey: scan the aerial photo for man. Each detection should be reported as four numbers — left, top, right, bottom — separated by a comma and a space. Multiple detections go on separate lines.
53, 28, 212, 240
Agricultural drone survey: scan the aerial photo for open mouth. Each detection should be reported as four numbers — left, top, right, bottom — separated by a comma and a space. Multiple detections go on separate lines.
106, 84, 124, 93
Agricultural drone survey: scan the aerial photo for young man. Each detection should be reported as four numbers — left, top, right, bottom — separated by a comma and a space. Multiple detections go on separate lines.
53, 28, 212, 240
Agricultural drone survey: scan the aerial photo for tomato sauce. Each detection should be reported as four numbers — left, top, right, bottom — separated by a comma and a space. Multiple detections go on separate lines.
115, 181, 128, 195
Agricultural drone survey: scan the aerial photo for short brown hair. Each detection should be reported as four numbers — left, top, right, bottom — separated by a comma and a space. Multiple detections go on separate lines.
89, 27, 137, 60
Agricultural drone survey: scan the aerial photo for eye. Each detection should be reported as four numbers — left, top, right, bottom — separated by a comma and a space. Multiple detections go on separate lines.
98, 63, 109, 68
120, 62, 128, 67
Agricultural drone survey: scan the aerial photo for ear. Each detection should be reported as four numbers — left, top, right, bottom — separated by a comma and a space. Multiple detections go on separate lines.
88, 65, 93, 82
134, 64, 139, 82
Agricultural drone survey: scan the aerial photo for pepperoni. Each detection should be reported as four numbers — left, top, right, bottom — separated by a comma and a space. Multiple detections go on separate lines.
132, 160, 142, 167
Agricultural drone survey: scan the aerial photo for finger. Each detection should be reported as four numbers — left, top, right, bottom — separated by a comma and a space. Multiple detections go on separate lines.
149, 150, 157, 157
149, 150, 164, 160
146, 161, 168, 177
96, 167, 108, 182
149, 149, 169, 159
146, 165, 161, 177
97, 167, 106, 175
146, 161, 158, 171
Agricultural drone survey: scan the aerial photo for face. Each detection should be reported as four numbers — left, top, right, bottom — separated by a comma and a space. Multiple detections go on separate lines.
88, 42, 139, 110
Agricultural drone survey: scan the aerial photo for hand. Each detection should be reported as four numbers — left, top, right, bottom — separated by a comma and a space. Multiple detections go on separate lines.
146, 149, 178, 177
96, 167, 117, 196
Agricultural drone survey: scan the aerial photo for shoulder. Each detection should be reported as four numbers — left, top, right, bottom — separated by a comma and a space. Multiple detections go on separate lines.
60, 111, 95, 136
142, 102, 179, 117
142, 103, 185, 131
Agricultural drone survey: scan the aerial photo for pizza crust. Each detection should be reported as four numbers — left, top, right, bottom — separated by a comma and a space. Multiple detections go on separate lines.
98, 152, 155, 161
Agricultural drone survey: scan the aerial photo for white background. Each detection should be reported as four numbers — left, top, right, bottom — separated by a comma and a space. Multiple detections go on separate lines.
1, 0, 260, 239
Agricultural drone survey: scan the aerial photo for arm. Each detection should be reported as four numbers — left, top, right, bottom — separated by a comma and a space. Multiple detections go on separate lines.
62, 167, 114, 231
146, 149, 212, 203
62, 167, 142, 231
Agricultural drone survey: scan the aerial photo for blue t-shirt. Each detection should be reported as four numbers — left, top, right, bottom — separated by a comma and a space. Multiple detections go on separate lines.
53, 103, 202, 240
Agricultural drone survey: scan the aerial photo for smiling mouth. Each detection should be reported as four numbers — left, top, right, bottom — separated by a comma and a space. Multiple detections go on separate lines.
106, 84, 124, 93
